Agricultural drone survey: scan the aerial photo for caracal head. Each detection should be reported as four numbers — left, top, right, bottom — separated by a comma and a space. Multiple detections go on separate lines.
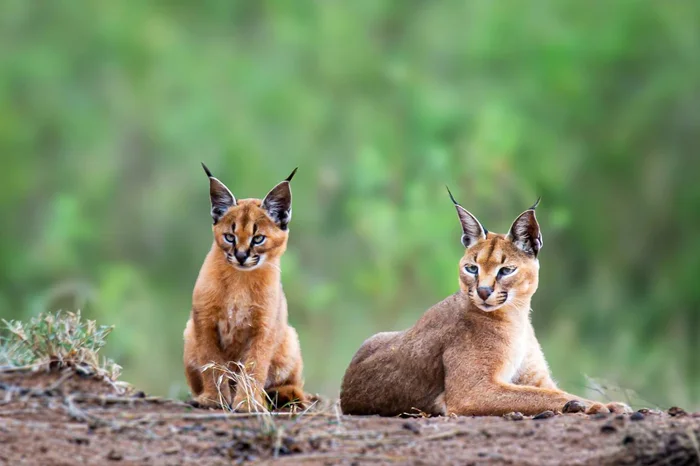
202, 163, 297, 271
447, 188, 543, 313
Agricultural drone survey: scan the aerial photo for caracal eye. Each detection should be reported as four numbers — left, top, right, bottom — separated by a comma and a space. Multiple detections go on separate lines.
464, 264, 478, 274
499, 267, 516, 276
252, 235, 266, 245
223, 233, 235, 244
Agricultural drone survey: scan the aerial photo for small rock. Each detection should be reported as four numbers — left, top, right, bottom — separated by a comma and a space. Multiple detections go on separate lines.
630, 412, 645, 421
402, 422, 420, 434
70, 437, 90, 446
637, 408, 663, 416
668, 406, 687, 417
180, 423, 206, 433
533, 410, 555, 420
106, 450, 123, 461
132, 391, 146, 398
503, 412, 524, 421
163, 446, 179, 455
600, 423, 617, 433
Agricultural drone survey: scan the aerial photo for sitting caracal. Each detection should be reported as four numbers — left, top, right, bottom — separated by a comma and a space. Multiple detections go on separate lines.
183, 164, 305, 411
340, 190, 631, 416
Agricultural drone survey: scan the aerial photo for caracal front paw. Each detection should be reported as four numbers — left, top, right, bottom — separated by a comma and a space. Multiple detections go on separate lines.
562, 399, 631, 415
231, 390, 268, 413
562, 400, 609, 414
191, 391, 230, 409
606, 401, 632, 414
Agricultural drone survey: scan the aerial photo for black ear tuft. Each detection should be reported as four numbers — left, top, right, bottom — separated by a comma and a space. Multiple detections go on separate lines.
446, 187, 487, 248
529, 197, 541, 211
285, 167, 298, 182
262, 172, 295, 230
446, 185, 459, 206
507, 204, 543, 256
202, 163, 236, 224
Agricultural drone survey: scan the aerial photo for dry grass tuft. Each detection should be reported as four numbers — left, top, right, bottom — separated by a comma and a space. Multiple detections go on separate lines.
199, 361, 329, 441
0, 310, 122, 383
202, 361, 271, 413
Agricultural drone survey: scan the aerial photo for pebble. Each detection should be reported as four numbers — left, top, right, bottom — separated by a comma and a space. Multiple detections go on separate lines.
630, 412, 645, 421
533, 410, 555, 420
600, 423, 617, 434
667, 406, 687, 417
106, 450, 123, 461
402, 422, 421, 434
503, 412, 524, 421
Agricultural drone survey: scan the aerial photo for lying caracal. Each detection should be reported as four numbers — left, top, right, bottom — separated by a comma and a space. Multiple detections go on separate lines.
340, 191, 631, 417
183, 164, 305, 411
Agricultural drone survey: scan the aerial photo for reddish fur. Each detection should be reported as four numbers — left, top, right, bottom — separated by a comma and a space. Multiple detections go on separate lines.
340, 207, 630, 417
183, 198, 305, 411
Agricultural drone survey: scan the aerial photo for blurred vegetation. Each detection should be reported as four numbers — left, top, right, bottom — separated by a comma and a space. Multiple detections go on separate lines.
1, 1, 699, 408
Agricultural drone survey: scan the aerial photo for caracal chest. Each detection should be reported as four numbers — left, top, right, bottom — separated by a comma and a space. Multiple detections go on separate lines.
217, 296, 256, 356
497, 326, 529, 383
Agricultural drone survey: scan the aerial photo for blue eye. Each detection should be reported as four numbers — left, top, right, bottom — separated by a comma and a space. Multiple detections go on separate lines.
465, 265, 478, 274
252, 235, 266, 245
223, 233, 235, 244
499, 267, 516, 277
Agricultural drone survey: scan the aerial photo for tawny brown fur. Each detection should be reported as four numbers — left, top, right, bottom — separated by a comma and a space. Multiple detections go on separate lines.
183, 168, 304, 411
340, 197, 630, 417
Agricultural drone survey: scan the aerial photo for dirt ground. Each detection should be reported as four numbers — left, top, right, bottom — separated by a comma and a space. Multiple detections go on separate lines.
1, 370, 699, 466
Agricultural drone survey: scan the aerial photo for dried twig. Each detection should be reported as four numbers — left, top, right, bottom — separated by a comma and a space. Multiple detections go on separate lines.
70, 394, 189, 407
117, 410, 337, 423
268, 453, 409, 463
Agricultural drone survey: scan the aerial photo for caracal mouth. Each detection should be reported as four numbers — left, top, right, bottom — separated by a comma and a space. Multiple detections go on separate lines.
474, 302, 502, 312
471, 299, 507, 313
226, 255, 264, 271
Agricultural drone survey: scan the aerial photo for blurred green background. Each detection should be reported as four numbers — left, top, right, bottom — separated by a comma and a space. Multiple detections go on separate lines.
2, 1, 699, 409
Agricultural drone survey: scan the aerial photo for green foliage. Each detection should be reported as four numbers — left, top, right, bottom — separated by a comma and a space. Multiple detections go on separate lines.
0, 311, 121, 380
1, 1, 699, 408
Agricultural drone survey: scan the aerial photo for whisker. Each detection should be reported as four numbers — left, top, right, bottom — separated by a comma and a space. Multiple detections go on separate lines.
265, 261, 281, 273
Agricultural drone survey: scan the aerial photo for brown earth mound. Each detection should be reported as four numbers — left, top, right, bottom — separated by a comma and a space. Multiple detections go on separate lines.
0, 370, 699, 465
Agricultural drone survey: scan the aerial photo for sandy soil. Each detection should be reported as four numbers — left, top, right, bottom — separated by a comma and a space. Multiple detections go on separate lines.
1, 370, 699, 465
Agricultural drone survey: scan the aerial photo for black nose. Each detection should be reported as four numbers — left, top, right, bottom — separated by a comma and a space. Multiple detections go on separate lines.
234, 250, 249, 265
477, 286, 493, 301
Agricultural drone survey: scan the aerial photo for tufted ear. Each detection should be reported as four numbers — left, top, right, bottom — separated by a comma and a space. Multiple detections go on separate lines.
507, 198, 543, 256
262, 168, 297, 230
202, 163, 236, 224
446, 186, 486, 249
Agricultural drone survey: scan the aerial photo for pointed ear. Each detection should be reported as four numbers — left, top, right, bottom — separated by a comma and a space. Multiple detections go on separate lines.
507, 198, 543, 256
447, 186, 486, 248
262, 168, 297, 230
202, 163, 236, 224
